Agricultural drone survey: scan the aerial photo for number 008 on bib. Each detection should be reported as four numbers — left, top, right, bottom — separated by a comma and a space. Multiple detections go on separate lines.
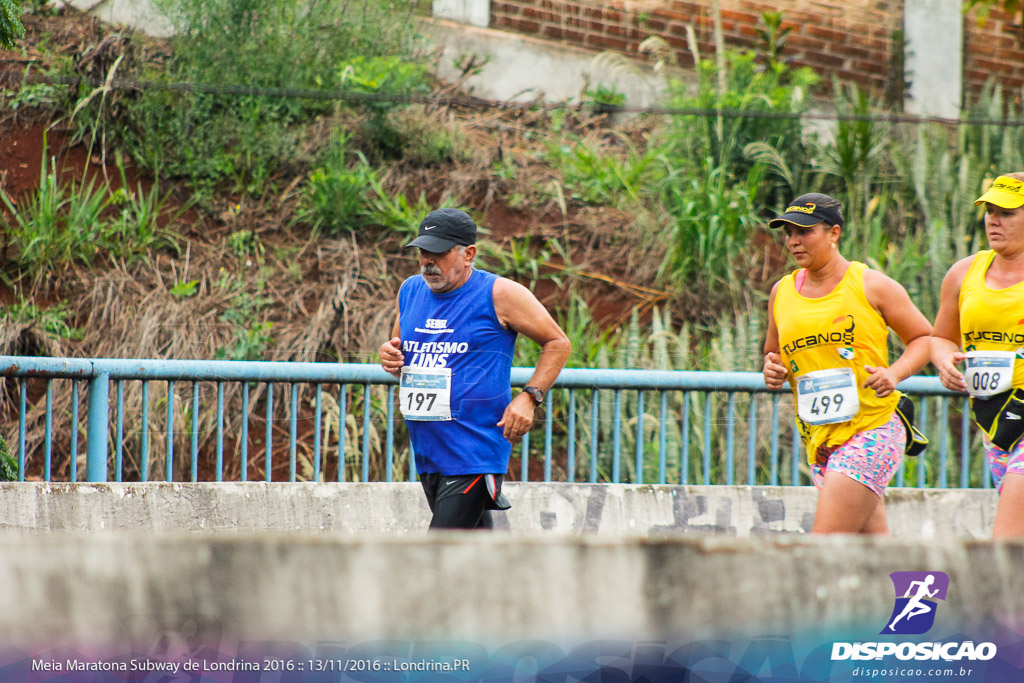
964, 350, 1015, 398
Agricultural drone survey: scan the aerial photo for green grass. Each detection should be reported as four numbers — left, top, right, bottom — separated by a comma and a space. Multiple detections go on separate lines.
0, 148, 184, 282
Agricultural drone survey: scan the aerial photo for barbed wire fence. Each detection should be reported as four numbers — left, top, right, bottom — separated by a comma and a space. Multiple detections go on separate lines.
5, 62, 1024, 129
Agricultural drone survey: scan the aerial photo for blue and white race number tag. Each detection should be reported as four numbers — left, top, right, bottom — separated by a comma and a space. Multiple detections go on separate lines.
796, 367, 860, 425
399, 366, 452, 421
964, 351, 1014, 398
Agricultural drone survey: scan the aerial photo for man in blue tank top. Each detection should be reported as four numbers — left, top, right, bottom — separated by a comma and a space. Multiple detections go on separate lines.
379, 208, 571, 529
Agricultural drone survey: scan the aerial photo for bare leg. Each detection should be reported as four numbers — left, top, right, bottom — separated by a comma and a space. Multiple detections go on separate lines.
813, 470, 889, 535
993, 472, 1024, 538
860, 495, 890, 535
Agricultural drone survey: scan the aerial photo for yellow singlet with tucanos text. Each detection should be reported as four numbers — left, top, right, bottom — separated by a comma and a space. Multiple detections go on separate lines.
775, 261, 899, 466
959, 249, 1024, 392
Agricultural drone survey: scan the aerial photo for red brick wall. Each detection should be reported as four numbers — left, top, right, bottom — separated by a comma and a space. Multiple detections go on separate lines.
490, 0, 903, 95
964, 6, 1024, 107
490, 0, 1024, 108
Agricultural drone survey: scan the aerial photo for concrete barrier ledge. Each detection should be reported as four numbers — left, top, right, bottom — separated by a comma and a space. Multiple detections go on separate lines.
0, 481, 997, 537
0, 532, 1021, 646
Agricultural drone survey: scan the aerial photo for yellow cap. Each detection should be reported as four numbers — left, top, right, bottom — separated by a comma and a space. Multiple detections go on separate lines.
975, 175, 1024, 209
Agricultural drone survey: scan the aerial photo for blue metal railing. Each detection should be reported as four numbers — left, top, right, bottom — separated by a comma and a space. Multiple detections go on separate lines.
0, 356, 982, 487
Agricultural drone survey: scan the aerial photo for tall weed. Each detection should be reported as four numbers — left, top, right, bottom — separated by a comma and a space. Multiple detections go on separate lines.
656, 160, 764, 303
0, 149, 184, 282
662, 49, 817, 205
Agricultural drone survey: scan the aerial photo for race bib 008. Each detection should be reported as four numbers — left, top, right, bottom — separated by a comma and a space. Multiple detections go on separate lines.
964, 350, 1015, 398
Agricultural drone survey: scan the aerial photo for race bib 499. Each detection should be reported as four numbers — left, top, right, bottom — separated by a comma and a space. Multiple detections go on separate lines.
796, 367, 860, 425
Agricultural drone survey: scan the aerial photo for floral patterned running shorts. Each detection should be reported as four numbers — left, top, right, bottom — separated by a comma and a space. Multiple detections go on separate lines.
812, 413, 906, 497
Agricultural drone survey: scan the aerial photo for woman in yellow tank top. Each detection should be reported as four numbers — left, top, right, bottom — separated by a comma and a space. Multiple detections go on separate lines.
763, 193, 932, 534
932, 172, 1024, 538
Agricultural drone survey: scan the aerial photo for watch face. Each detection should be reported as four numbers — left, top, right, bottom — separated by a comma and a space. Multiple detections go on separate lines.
526, 387, 544, 403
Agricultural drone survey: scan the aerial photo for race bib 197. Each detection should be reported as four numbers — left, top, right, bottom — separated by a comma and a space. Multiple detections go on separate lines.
796, 367, 860, 425
399, 366, 452, 421
964, 350, 1015, 398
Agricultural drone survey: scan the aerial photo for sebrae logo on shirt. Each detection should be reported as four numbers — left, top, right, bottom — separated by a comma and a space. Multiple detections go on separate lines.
406, 318, 466, 368
781, 314, 855, 356
415, 318, 454, 335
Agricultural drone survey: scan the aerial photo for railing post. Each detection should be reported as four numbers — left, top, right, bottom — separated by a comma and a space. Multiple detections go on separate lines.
86, 372, 110, 482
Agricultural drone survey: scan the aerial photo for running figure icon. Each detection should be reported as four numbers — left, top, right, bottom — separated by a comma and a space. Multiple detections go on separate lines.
888, 574, 939, 631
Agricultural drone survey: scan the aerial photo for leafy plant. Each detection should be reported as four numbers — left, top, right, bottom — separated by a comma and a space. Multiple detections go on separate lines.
364, 175, 456, 240
657, 159, 763, 303
77, 0, 426, 199
754, 11, 792, 72
0, 0, 25, 50
6, 81, 61, 109
389, 105, 466, 166
294, 131, 377, 235
546, 132, 664, 207
819, 81, 890, 258
106, 158, 185, 260
337, 55, 431, 157
170, 279, 199, 298
476, 237, 567, 291
584, 83, 626, 113
0, 432, 16, 481
3, 298, 84, 341
966, 1, 1024, 44
215, 318, 273, 361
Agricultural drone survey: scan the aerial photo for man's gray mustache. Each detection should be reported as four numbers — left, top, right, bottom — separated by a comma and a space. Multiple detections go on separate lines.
422, 265, 442, 275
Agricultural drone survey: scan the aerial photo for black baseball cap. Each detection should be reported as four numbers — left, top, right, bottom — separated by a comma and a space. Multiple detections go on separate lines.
768, 193, 843, 229
405, 208, 477, 253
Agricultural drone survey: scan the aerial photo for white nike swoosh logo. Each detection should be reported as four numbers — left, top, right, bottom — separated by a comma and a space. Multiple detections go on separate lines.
424, 225, 437, 230
445, 480, 457, 485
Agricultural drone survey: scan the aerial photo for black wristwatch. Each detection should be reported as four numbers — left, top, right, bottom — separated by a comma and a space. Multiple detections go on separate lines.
522, 386, 545, 405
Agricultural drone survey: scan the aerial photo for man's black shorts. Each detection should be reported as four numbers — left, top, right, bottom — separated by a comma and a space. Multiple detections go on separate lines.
419, 473, 510, 529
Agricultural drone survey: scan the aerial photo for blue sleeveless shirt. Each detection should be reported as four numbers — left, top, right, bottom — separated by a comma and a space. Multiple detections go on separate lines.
398, 268, 518, 474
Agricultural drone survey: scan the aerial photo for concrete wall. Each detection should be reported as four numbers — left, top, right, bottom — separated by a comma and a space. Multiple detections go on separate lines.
434, 0, 490, 29
1, 532, 1022, 648
0, 483, 1013, 658
67, 0, 173, 37
904, 0, 962, 119
424, 19, 666, 107
0, 482, 997, 538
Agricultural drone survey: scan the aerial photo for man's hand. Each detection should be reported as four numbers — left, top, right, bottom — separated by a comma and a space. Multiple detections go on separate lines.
762, 352, 789, 389
379, 336, 404, 377
497, 392, 536, 444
